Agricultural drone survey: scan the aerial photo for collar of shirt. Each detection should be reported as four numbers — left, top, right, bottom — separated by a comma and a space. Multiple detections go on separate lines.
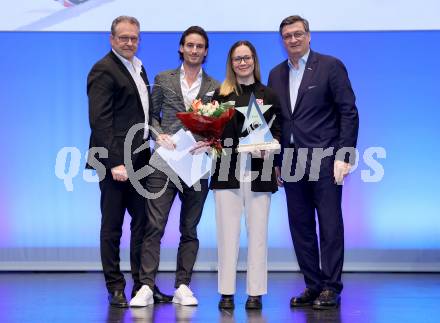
180, 64, 203, 110
288, 50, 310, 71
112, 49, 143, 75
180, 64, 203, 84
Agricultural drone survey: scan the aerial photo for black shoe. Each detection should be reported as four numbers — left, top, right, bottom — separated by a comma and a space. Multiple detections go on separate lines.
290, 288, 320, 307
108, 290, 128, 308
218, 295, 235, 309
312, 289, 341, 310
153, 285, 173, 303
245, 296, 262, 310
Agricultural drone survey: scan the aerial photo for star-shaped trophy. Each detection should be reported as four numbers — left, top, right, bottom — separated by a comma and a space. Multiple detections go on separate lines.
236, 93, 280, 152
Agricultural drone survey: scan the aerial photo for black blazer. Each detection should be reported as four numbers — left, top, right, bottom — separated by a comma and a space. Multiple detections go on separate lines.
87, 51, 152, 169
210, 82, 281, 193
268, 50, 359, 157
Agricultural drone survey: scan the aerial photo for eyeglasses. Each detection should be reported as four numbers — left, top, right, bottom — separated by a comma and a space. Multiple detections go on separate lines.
232, 55, 253, 64
116, 36, 139, 44
282, 31, 307, 40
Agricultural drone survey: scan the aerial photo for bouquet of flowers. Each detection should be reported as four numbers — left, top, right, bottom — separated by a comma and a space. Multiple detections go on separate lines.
176, 99, 235, 156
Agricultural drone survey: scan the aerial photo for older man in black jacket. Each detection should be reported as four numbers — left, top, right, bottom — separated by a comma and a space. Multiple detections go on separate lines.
87, 15, 170, 307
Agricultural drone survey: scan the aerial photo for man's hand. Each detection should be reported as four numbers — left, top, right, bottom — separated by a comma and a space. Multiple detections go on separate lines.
189, 141, 211, 155
334, 160, 351, 185
111, 165, 128, 182
157, 134, 176, 150
275, 166, 283, 187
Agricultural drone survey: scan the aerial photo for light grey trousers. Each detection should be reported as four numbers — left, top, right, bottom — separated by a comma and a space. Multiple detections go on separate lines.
213, 181, 271, 296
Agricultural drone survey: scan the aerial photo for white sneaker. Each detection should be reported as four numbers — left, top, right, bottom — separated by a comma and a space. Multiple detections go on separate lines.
172, 284, 198, 306
129, 285, 154, 307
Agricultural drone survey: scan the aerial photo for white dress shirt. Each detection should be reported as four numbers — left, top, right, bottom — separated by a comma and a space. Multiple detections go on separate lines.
112, 49, 149, 138
180, 64, 203, 110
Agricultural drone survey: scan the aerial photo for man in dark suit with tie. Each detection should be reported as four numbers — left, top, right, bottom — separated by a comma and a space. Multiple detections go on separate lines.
87, 15, 170, 307
268, 15, 359, 309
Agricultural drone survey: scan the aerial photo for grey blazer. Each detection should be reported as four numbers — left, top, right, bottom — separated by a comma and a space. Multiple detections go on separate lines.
150, 67, 220, 141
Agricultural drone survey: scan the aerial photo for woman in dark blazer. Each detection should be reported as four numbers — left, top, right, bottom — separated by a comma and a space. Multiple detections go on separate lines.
210, 40, 281, 310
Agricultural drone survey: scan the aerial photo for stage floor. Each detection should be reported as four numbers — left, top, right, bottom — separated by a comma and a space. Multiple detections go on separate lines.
0, 272, 439, 322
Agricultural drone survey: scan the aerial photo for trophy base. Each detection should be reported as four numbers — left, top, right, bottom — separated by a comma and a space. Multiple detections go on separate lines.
237, 141, 281, 153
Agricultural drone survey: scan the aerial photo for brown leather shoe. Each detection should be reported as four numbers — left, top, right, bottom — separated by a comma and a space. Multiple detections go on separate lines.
290, 288, 320, 307
312, 289, 341, 310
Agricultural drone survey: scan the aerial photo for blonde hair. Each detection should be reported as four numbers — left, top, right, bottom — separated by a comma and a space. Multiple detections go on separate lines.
219, 41, 261, 96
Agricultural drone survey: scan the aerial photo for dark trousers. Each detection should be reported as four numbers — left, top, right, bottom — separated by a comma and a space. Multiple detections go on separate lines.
283, 150, 344, 293
98, 154, 148, 293
139, 169, 208, 289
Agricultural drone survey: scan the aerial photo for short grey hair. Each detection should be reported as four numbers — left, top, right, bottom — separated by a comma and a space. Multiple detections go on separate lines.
111, 16, 140, 35
279, 15, 310, 34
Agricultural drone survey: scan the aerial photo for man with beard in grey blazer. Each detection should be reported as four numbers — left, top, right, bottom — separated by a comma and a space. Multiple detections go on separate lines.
130, 26, 219, 307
